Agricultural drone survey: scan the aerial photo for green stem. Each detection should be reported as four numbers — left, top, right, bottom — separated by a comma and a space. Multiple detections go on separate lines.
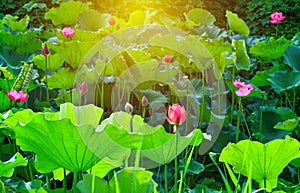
231, 67, 236, 123
63, 169, 67, 193
73, 172, 78, 193
46, 173, 50, 190
236, 97, 241, 142
292, 88, 296, 112
259, 94, 264, 133
239, 99, 252, 139
164, 164, 168, 193
101, 66, 106, 109
45, 55, 49, 103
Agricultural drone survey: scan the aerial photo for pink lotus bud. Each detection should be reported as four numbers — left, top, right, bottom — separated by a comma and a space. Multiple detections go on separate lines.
125, 102, 133, 113
116, 23, 120, 30
42, 44, 50, 56
166, 103, 186, 126
141, 96, 149, 107
108, 17, 116, 26
78, 82, 88, 94
163, 55, 172, 63
61, 27, 75, 38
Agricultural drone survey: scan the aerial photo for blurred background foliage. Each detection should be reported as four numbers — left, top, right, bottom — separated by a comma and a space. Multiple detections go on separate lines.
0, 0, 299, 38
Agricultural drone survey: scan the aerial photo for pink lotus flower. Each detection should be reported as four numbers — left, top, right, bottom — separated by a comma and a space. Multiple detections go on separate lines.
270, 12, 285, 24
141, 96, 149, 107
270, 12, 285, 21
42, 44, 50, 56
61, 27, 75, 38
232, 79, 254, 97
166, 103, 186, 126
6, 89, 28, 103
163, 55, 172, 63
108, 17, 116, 26
78, 82, 87, 94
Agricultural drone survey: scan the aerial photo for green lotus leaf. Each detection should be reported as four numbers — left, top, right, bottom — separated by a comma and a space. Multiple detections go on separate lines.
219, 136, 300, 192
150, 34, 215, 71
232, 39, 250, 70
49, 41, 96, 69
250, 36, 293, 61
226, 10, 250, 37
58, 103, 103, 127
32, 54, 64, 71
1, 14, 30, 32
100, 112, 203, 164
0, 30, 42, 55
4, 109, 41, 128
274, 118, 299, 131
44, 1, 90, 26
78, 9, 110, 31
0, 152, 27, 177
14, 103, 131, 173
77, 168, 157, 193
15, 115, 101, 173
184, 8, 215, 29
251, 65, 288, 87
268, 70, 300, 93
200, 38, 232, 78
284, 45, 300, 72
48, 68, 75, 90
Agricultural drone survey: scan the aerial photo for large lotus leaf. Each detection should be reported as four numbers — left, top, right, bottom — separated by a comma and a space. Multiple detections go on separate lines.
15, 115, 101, 173
32, 54, 64, 71
99, 112, 203, 164
284, 45, 300, 72
58, 103, 103, 127
78, 9, 110, 31
48, 68, 75, 90
49, 41, 96, 69
4, 109, 41, 128
250, 36, 293, 61
251, 65, 288, 87
199, 38, 232, 78
184, 8, 215, 29
232, 39, 250, 70
1, 14, 30, 32
268, 70, 300, 93
0, 30, 41, 55
219, 136, 300, 192
44, 1, 90, 26
149, 34, 214, 71
252, 111, 291, 142
77, 168, 157, 193
0, 152, 27, 177
226, 10, 250, 37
